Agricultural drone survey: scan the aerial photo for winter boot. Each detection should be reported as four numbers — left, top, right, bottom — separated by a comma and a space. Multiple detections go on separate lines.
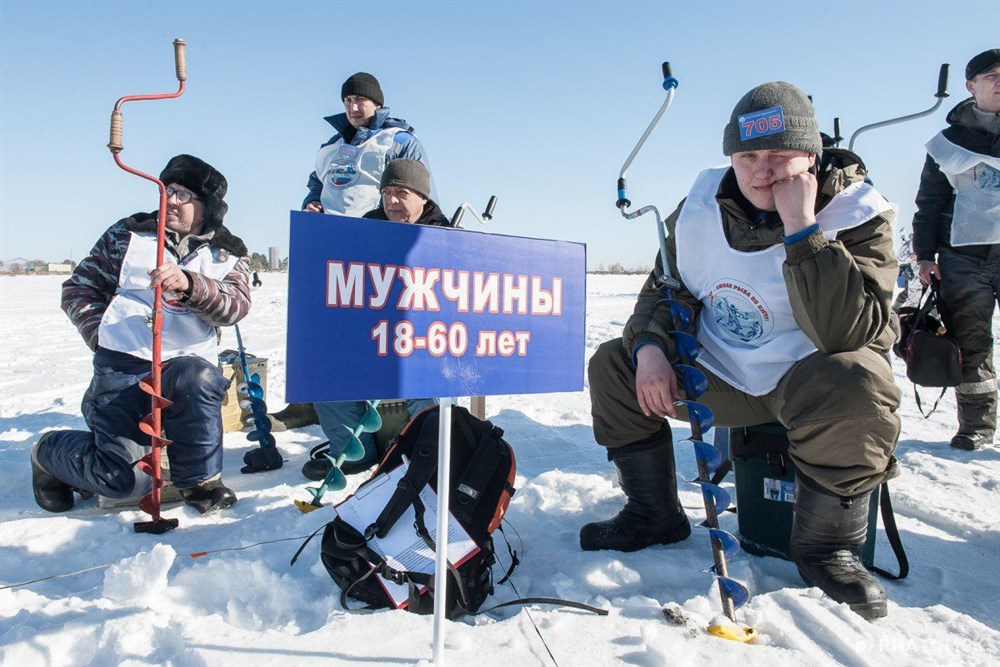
790, 477, 886, 620
31, 434, 74, 513
179, 476, 237, 514
579, 439, 690, 552
301, 448, 375, 480
950, 432, 994, 451
268, 402, 319, 432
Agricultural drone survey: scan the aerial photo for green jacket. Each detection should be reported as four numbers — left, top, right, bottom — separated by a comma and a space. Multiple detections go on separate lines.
624, 149, 898, 363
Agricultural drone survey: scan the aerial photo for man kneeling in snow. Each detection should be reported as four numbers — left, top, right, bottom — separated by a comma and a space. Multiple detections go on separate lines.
584, 83, 900, 619
32, 155, 252, 515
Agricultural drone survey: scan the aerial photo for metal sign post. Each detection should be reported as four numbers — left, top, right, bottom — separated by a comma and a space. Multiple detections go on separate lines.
432, 396, 454, 664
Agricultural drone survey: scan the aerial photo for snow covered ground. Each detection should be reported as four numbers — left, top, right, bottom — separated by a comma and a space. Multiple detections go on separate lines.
2, 273, 998, 666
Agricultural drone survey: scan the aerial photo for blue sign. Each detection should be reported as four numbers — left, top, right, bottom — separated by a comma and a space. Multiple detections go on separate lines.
738, 106, 785, 141
285, 211, 587, 402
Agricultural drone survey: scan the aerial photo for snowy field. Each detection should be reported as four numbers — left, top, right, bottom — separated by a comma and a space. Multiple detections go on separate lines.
2, 273, 999, 666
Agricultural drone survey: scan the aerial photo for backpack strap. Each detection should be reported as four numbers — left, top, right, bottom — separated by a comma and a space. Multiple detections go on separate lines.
868, 482, 909, 580
453, 412, 507, 525
372, 416, 440, 538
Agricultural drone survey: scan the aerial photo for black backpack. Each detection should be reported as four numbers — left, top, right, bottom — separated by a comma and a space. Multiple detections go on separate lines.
892, 281, 962, 417
316, 405, 517, 617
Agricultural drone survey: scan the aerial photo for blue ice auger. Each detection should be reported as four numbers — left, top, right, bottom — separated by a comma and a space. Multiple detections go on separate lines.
235, 324, 283, 474
616, 62, 754, 641
294, 400, 382, 514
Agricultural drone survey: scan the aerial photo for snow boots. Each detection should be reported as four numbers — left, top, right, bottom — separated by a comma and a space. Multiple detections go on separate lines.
790, 476, 887, 620
268, 402, 319, 432
178, 476, 237, 514
580, 439, 691, 552
31, 434, 75, 513
952, 393, 995, 451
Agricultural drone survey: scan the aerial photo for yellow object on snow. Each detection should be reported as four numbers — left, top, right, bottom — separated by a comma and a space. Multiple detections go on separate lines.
707, 624, 758, 643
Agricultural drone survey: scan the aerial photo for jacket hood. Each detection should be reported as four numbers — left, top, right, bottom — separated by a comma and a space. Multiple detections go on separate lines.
122, 211, 248, 257
323, 107, 415, 137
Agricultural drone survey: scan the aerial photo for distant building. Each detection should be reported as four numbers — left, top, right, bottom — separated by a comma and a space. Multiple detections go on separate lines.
269, 247, 280, 271
47, 263, 73, 274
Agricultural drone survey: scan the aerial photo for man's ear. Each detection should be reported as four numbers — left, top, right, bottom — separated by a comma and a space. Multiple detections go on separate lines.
966, 79, 976, 96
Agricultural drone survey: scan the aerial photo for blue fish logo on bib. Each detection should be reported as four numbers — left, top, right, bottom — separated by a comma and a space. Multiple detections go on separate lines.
707, 279, 774, 343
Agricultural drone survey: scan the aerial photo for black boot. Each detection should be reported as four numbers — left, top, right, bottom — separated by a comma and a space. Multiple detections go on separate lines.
31, 435, 74, 513
179, 476, 237, 514
790, 477, 886, 620
580, 439, 690, 552
268, 403, 319, 432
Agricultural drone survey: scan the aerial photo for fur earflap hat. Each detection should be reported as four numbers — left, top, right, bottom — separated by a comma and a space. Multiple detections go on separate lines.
159, 154, 229, 230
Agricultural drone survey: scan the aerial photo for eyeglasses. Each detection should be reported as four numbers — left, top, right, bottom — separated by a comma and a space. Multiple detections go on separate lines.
166, 186, 199, 203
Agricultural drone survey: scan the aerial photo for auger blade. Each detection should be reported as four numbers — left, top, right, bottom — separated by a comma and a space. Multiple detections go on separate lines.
138, 380, 174, 409
321, 466, 348, 492
248, 431, 277, 448
675, 364, 708, 397
694, 480, 731, 514
294, 499, 321, 513
671, 330, 701, 365
137, 453, 157, 477
709, 528, 741, 559
687, 438, 723, 473
674, 400, 714, 434
718, 577, 750, 609
656, 298, 695, 330
138, 415, 172, 447
245, 380, 264, 400
339, 431, 368, 462
358, 402, 383, 432
139, 492, 157, 515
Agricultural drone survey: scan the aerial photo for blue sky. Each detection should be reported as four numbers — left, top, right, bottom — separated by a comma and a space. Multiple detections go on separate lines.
0, 1, 995, 268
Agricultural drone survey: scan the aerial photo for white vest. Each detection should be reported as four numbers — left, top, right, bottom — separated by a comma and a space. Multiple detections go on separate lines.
926, 132, 1000, 247
675, 166, 894, 395
316, 127, 405, 216
98, 232, 238, 364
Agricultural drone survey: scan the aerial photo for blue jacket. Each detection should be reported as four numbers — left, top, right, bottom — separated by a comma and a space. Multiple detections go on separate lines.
303, 107, 433, 213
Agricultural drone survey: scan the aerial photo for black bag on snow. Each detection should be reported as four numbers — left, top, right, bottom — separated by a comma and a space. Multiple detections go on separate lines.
319, 405, 516, 617
892, 281, 962, 416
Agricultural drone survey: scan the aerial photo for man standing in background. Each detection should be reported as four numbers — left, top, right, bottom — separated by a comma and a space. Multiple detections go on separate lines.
913, 48, 1000, 452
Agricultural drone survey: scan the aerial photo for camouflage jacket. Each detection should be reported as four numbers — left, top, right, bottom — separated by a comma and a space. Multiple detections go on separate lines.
62, 212, 252, 352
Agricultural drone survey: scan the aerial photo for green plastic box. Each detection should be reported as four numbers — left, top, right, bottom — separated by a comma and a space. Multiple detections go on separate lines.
729, 424, 878, 567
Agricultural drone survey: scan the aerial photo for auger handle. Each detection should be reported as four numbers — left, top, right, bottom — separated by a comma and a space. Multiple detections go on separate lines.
483, 195, 497, 220
173, 39, 187, 82
450, 207, 463, 227
935, 63, 950, 98
108, 110, 124, 154
662, 62, 677, 90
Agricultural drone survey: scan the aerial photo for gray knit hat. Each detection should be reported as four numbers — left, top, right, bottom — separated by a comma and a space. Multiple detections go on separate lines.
723, 82, 822, 156
380, 159, 431, 200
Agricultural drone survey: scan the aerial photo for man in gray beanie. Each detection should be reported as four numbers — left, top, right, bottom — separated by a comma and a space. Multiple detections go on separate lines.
274, 73, 438, 432
361, 158, 451, 226
912, 48, 1000, 453
584, 82, 900, 620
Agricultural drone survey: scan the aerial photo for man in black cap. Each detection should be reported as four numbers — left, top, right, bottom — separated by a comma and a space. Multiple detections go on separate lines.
301, 72, 434, 218
32, 154, 252, 515
913, 48, 1000, 452
584, 82, 900, 619
274, 73, 437, 431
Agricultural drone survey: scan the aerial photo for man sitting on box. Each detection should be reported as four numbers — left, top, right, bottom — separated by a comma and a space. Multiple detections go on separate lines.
31, 155, 252, 515
584, 83, 901, 619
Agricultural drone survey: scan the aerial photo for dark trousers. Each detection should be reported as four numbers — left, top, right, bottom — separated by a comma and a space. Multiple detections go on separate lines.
36, 348, 230, 498
938, 246, 1000, 437
589, 339, 901, 498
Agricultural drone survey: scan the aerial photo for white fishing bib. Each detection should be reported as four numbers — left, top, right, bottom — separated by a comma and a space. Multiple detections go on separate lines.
316, 127, 404, 216
98, 232, 238, 364
675, 166, 894, 395
926, 132, 1000, 247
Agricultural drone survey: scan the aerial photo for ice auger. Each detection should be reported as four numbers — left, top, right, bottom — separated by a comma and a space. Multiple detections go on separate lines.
616, 62, 755, 642
235, 324, 283, 474
107, 39, 187, 535
294, 400, 382, 513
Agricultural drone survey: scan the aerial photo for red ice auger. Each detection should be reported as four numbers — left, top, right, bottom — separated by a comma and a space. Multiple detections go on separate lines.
106, 38, 187, 535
